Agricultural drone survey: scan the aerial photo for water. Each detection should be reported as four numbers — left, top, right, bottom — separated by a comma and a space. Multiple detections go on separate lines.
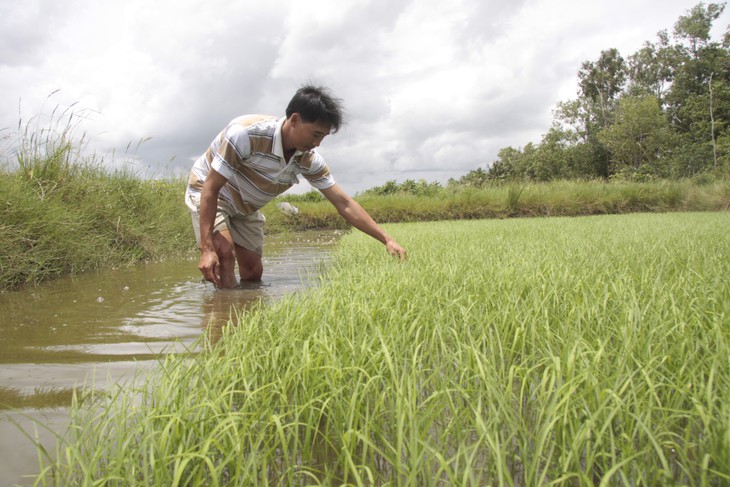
0, 231, 340, 486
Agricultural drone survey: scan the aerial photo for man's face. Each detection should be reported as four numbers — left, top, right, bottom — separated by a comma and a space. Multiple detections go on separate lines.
290, 114, 331, 152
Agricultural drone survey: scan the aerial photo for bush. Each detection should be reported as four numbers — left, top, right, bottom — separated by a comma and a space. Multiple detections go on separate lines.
362, 178, 443, 197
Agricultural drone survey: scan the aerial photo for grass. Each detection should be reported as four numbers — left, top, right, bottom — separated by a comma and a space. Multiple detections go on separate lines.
31, 212, 730, 486
0, 164, 192, 291
0, 110, 194, 291
267, 179, 730, 231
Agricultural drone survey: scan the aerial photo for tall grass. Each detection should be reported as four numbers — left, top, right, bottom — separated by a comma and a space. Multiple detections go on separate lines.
33, 212, 730, 485
268, 179, 730, 231
0, 108, 194, 291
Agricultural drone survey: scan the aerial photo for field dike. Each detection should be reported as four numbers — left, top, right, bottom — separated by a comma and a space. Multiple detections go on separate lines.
31, 212, 730, 486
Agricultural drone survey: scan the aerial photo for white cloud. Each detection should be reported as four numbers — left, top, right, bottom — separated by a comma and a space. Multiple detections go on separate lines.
1, 0, 727, 192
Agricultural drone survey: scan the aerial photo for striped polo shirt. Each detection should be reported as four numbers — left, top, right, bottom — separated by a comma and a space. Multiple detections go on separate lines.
185, 115, 335, 215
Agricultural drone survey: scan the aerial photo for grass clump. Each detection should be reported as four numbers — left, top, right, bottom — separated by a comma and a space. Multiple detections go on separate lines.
0, 110, 194, 291
33, 212, 730, 485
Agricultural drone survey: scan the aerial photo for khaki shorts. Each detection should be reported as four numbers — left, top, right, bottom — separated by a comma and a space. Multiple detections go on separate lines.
189, 197, 266, 256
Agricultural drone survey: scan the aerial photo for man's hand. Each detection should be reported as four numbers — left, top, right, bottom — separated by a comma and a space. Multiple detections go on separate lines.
386, 239, 407, 260
198, 248, 221, 287
321, 184, 408, 261
197, 169, 229, 288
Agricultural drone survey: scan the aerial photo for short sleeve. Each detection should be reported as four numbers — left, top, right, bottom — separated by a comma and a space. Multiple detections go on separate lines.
211, 123, 251, 180
297, 151, 336, 190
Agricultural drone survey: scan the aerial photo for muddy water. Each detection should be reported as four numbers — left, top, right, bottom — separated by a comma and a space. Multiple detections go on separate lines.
0, 231, 340, 486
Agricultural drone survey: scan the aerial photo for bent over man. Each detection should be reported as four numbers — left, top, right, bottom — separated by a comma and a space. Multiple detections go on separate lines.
185, 84, 406, 288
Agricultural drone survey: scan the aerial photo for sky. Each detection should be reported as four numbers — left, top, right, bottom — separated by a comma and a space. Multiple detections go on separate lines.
1, 0, 728, 195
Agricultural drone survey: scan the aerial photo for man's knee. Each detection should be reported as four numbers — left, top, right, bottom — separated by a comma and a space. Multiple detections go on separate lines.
240, 260, 263, 281
236, 247, 263, 281
214, 233, 236, 265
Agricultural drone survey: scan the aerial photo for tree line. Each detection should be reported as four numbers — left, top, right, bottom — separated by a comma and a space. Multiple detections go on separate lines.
456, 2, 730, 185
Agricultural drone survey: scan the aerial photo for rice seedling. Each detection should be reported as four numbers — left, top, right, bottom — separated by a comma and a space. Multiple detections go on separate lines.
31, 212, 730, 485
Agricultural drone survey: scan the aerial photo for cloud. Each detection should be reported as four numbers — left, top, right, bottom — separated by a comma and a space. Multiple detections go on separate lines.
1, 0, 728, 193
0, 0, 71, 67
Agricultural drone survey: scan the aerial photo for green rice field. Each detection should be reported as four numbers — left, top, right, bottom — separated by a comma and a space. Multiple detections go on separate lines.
33, 212, 730, 486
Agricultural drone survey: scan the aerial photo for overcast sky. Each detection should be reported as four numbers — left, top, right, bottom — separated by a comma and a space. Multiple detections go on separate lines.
1, 0, 728, 194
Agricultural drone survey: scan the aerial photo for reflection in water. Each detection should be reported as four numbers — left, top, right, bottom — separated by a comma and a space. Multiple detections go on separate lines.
200, 281, 271, 344
0, 230, 339, 486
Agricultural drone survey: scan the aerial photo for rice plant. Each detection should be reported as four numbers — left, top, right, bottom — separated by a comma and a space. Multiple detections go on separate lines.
32, 212, 730, 486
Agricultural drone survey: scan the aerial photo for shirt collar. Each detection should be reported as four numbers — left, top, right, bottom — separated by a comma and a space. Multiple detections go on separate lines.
274, 116, 305, 162
273, 117, 286, 160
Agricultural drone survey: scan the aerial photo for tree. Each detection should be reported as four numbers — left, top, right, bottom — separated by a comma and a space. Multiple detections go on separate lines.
665, 3, 730, 174
627, 31, 682, 104
597, 95, 672, 175
486, 146, 527, 181
578, 48, 628, 128
459, 2, 730, 184
667, 3, 727, 118
554, 99, 590, 143
669, 75, 730, 175
452, 167, 489, 187
674, 2, 726, 57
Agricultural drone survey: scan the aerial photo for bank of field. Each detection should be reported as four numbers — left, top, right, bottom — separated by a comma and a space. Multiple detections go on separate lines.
35, 212, 729, 486
0, 166, 193, 291
266, 179, 730, 231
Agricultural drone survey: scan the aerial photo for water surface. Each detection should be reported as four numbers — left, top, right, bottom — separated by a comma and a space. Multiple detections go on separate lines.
0, 230, 339, 486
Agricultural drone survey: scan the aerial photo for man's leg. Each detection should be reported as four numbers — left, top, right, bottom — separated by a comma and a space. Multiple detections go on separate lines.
189, 195, 240, 289
213, 230, 239, 289
228, 210, 265, 283
235, 244, 263, 282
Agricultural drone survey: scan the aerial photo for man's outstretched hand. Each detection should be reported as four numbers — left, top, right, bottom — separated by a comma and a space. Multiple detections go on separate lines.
386, 239, 407, 260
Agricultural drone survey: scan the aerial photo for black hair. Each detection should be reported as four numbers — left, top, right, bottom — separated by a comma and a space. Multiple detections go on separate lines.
285, 84, 345, 133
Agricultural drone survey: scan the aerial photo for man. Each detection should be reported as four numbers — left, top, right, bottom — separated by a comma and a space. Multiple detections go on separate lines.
185, 85, 407, 288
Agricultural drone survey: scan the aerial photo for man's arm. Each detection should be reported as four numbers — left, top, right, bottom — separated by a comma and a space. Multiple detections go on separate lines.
198, 169, 229, 286
320, 183, 407, 260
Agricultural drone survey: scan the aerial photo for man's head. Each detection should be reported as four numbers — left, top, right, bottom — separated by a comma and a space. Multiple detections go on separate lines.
285, 85, 345, 134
